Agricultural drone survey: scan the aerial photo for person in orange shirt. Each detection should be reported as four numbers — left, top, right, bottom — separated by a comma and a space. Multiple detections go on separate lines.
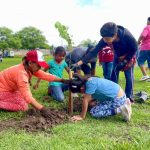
0, 50, 68, 112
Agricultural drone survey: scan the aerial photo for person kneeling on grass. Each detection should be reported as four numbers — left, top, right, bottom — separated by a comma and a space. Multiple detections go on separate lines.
33, 46, 69, 102
0, 50, 69, 112
69, 74, 132, 122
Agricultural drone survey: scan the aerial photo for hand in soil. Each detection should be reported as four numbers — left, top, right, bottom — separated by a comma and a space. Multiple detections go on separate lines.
40, 107, 55, 119
40, 107, 49, 116
27, 108, 40, 116
71, 115, 84, 122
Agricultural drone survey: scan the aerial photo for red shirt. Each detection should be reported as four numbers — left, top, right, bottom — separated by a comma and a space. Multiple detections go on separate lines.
99, 46, 114, 62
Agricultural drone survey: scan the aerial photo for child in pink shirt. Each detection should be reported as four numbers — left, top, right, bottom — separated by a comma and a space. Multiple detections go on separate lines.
0, 50, 68, 112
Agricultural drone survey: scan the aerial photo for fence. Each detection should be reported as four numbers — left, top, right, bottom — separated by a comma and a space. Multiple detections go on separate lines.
13, 49, 51, 56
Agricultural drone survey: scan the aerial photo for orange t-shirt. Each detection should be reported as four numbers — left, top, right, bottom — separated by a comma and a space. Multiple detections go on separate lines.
0, 64, 56, 103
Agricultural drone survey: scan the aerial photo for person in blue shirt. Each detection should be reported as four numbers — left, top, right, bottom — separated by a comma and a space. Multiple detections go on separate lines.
34, 46, 69, 102
69, 74, 132, 122
71, 22, 138, 103
65, 45, 97, 76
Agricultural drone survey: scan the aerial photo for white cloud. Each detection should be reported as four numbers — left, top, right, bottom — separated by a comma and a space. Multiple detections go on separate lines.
0, 0, 149, 46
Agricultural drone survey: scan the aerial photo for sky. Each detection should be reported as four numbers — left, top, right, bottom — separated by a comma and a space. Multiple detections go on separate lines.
0, 0, 149, 46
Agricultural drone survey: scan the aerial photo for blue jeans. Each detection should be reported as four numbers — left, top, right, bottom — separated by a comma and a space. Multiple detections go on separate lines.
49, 84, 68, 102
102, 62, 113, 80
111, 61, 134, 101
90, 94, 126, 118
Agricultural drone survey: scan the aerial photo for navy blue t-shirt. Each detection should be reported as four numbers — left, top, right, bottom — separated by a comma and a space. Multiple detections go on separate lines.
66, 47, 86, 63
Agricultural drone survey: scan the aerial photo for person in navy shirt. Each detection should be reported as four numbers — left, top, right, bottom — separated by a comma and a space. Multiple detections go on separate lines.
65, 45, 97, 75
72, 22, 138, 103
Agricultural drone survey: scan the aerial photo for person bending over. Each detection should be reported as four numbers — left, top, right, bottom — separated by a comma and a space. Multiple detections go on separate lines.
68, 74, 132, 122
0, 50, 68, 112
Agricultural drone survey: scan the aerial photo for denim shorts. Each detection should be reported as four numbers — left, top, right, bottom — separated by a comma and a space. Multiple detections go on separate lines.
137, 50, 150, 68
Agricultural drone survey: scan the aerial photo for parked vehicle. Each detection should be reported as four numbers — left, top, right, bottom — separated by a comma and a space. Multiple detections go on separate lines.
8, 51, 15, 57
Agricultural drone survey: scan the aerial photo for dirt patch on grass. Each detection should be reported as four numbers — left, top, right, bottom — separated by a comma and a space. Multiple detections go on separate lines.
0, 97, 83, 133
0, 108, 70, 133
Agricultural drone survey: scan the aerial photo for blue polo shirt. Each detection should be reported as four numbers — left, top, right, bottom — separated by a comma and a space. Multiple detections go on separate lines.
85, 77, 120, 102
82, 25, 138, 63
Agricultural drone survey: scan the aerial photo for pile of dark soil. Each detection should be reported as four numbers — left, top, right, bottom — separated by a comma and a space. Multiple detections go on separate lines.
0, 108, 70, 133
0, 97, 84, 133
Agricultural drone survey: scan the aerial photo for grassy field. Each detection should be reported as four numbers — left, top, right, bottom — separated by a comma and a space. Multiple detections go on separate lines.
0, 56, 150, 150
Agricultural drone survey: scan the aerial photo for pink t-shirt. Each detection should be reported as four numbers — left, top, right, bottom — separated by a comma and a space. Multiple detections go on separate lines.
0, 64, 56, 103
139, 25, 150, 50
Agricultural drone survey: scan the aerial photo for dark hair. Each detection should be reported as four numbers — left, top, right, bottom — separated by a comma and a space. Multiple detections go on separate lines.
69, 74, 89, 93
69, 74, 100, 93
54, 46, 66, 55
148, 17, 150, 22
86, 44, 94, 54
22, 56, 29, 66
100, 22, 118, 37
88, 44, 94, 49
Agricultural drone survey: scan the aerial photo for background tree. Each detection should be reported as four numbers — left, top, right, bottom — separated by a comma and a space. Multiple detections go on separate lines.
10, 34, 22, 50
0, 27, 13, 54
17, 26, 50, 49
79, 38, 97, 47
55, 21, 73, 50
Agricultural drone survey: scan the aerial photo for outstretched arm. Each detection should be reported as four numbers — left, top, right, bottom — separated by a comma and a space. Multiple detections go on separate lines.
30, 99, 44, 110
33, 69, 71, 84
71, 94, 92, 121
33, 68, 49, 89
65, 66, 70, 74
72, 40, 105, 68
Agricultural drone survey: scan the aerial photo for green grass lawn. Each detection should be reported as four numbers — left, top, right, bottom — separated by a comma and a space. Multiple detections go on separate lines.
0, 56, 150, 150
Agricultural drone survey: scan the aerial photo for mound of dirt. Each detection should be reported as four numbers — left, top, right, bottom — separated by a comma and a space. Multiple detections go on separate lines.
0, 108, 70, 133
0, 97, 85, 133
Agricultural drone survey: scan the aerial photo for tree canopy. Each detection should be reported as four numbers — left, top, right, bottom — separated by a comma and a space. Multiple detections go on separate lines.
0, 26, 50, 54
16, 26, 50, 49
0, 27, 14, 53
79, 38, 97, 47
0, 25, 97, 53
